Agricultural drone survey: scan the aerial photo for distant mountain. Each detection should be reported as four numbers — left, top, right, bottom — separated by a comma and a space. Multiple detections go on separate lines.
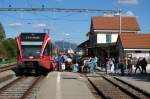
54, 40, 77, 51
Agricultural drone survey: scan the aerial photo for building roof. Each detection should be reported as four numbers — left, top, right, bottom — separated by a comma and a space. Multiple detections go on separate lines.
119, 33, 150, 49
78, 40, 89, 48
92, 16, 140, 31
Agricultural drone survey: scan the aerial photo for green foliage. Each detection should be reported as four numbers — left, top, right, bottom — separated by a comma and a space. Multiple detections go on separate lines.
0, 41, 7, 58
0, 22, 5, 40
0, 21, 16, 62
1, 38, 17, 58
0, 59, 16, 65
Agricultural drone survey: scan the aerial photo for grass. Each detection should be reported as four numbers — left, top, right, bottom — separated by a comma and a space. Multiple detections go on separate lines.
0, 58, 16, 66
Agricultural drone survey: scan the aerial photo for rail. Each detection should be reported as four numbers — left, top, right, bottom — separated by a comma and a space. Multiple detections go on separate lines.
87, 75, 132, 98
103, 76, 140, 99
0, 63, 16, 72
114, 76, 150, 98
21, 76, 43, 99
0, 76, 43, 99
85, 73, 150, 99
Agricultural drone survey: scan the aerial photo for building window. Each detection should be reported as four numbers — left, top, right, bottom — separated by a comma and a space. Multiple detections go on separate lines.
135, 51, 142, 53
106, 34, 111, 43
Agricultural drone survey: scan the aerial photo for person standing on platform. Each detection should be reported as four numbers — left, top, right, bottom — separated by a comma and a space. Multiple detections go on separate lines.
63, 54, 68, 70
110, 58, 114, 74
105, 58, 109, 74
118, 58, 125, 76
89, 57, 95, 73
72, 62, 78, 72
140, 58, 147, 75
93, 56, 98, 73
135, 58, 142, 74
114, 57, 119, 74
57, 52, 65, 71
127, 58, 132, 75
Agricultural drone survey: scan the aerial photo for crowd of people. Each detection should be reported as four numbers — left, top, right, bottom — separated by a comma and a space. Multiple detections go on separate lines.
101, 57, 148, 76
54, 51, 148, 76
54, 52, 98, 73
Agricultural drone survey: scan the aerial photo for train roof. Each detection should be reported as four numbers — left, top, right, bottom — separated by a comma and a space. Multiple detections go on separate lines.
20, 32, 47, 35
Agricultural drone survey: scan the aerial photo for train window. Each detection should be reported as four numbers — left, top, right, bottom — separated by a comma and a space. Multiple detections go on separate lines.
44, 43, 50, 56
50, 43, 53, 56
135, 51, 142, 53
21, 45, 41, 58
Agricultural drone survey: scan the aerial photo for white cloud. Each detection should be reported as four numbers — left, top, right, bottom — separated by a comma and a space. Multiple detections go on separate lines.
32, 23, 48, 29
8, 22, 23, 27
65, 33, 70, 36
118, 0, 138, 5
125, 11, 135, 16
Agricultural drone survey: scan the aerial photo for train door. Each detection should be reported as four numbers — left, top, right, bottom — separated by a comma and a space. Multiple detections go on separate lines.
42, 42, 51, 69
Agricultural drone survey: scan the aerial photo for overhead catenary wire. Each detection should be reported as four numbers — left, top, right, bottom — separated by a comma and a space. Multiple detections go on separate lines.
0, 7, 119, 14
0, 1, 120, 22
0, 11, 89, 22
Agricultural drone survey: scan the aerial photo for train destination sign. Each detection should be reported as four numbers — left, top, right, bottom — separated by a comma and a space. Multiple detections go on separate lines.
21, 33, 45, 41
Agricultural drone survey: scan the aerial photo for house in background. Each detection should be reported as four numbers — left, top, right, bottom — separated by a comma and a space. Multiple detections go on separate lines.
116, 33, 150, 63
78, 40, 89, 55
88, 16, 140, 61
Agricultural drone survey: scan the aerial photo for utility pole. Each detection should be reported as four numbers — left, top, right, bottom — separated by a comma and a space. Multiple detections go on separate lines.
119, 9, 122, 34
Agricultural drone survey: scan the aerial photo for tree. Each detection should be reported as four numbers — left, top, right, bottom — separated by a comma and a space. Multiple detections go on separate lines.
0, 22, 5, 40
0, 41, 7, 59
2, 38, 17, 58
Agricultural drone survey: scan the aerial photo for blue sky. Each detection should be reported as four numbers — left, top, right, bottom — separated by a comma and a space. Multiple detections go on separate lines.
0, 0, 149, 44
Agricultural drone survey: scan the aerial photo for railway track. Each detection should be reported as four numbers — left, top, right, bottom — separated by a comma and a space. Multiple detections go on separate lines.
0, 76, 43, 99
86, 74, 150, 99
103, 76, 150, 99
0, 64, 16, 72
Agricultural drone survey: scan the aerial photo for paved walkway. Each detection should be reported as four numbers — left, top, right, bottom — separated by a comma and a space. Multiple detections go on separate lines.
97, 64, 150, 93
117, 64, 150, 93
118, 75, 150, 93
37, 71, 95, 99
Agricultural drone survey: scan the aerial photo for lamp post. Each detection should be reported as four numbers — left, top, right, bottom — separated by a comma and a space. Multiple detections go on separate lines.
63, 39, 65, 52
65, 33, 70, 49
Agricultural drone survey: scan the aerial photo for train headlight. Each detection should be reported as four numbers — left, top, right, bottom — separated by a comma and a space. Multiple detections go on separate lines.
29, 56, 34, 59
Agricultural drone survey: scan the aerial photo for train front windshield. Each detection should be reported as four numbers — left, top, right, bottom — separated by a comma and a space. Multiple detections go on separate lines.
20, 33, 46, 59
22, 45, 41, 59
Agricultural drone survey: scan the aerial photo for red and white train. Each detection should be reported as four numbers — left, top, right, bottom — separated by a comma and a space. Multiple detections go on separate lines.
15, 32, 55, 76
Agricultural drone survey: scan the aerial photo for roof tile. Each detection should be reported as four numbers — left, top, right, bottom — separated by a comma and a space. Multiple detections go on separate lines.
119, 33, 150, 49
92, 16, 140, 31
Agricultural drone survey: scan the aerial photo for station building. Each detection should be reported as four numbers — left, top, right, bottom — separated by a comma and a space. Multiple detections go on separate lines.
78, 15, 150, 63
116, 33, 150, 63
88, 16, 140, 61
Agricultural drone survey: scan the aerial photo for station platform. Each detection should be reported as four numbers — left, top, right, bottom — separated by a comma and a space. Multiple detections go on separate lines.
116, 64, 150, 93
36, 65, 150, 99
116, 73, 150, 93
97, 64, 150, 94
37, 71, 95, 99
